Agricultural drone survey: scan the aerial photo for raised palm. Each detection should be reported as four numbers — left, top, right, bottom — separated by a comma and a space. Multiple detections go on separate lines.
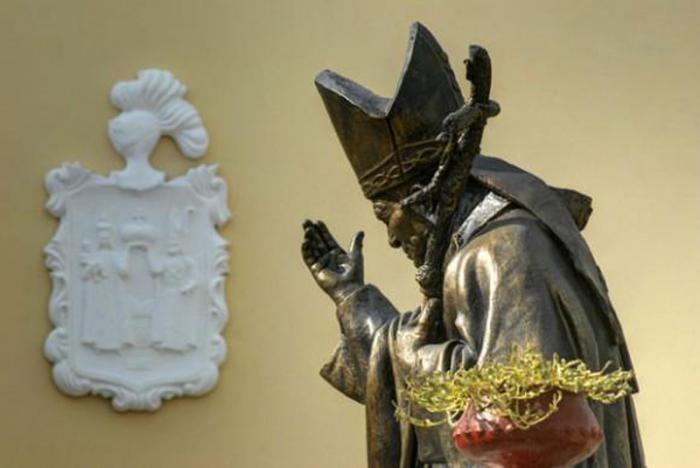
301, 220, 364, 304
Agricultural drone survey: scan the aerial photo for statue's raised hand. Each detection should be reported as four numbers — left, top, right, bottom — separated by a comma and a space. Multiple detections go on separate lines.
301, 220, 364, 304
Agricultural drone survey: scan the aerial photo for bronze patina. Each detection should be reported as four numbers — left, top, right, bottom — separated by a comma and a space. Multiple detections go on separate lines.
301, 22, 644, 468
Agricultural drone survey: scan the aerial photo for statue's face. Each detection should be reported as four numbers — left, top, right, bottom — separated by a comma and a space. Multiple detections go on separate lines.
374, 201, 431, 267
166, 237, 182, 255
108, 110, 161, 159
96, 228, 113, 248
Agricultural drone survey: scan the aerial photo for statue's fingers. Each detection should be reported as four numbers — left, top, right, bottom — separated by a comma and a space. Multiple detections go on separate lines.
304, 225, 328, 255
303, 222, 327, 258
301, 239, 318, 266
397, 307, 420, 333
416, 298, 442, 338
324, 247, 342, 271
409, 306, 422, 322
302, 219, 318, 244
316, 220, 343, 252
303, 220, 316, 243
310, 252, 331, 274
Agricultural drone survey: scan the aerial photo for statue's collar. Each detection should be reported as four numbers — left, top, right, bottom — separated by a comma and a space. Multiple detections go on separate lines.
451, 191, 510, 251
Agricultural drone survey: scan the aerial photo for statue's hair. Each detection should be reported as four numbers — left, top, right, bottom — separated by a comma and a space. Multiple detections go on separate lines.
110, 69, 208, 159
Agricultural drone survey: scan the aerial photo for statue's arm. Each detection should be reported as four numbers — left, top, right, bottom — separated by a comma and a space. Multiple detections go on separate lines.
300, 220, 399, 403
320, 284, 398, 403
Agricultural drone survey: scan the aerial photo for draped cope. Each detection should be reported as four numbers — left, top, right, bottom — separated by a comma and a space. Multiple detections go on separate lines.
319, 156, 645, 467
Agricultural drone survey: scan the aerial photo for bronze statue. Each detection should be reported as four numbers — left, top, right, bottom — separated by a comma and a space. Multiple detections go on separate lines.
301, 22, 644, 467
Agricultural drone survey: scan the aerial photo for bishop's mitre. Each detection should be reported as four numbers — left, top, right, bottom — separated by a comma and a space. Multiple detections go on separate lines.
315, 22, 465, 201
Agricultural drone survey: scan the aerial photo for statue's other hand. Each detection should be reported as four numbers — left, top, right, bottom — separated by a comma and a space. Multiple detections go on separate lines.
394, 298, 443, 375
302, 219, 364, 304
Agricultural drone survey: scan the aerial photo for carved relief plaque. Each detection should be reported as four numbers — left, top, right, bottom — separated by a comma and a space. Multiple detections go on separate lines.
44, 70, 230, 411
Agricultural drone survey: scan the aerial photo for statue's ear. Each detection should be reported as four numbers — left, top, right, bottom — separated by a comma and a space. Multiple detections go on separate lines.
372, 201, 394, 224
403, 184, 436, 226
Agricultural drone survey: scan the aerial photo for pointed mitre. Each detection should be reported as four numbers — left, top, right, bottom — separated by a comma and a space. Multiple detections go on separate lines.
315, 22, 465, 200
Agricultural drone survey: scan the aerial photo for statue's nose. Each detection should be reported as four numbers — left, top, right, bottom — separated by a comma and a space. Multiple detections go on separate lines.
389, 236, 401, 249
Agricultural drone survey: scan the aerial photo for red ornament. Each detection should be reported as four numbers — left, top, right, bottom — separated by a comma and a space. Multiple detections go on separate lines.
452, 392, 603, 468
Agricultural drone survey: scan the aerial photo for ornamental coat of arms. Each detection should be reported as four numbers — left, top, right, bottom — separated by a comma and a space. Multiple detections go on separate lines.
44, 69, 230, 411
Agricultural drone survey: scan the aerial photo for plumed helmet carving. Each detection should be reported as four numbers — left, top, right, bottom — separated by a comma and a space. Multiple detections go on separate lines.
111, 69, 208, 159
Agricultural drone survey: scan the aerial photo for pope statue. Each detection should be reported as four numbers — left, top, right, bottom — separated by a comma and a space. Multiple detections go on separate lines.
301, 23, 644, 468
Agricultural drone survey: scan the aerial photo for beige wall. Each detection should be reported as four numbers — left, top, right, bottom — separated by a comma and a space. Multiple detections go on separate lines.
0, 1, 697, 466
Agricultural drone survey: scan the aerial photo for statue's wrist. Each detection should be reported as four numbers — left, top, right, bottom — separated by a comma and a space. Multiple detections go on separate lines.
331, 282, 364, 305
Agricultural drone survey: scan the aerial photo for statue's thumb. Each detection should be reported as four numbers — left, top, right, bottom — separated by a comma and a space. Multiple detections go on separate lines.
349, 231, 365, 262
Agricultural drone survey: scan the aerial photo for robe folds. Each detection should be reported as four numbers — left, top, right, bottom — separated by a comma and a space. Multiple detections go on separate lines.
319, 155, 645, 467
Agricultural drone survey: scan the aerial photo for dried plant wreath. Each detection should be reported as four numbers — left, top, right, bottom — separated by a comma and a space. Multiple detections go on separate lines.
396, 344, 633, 430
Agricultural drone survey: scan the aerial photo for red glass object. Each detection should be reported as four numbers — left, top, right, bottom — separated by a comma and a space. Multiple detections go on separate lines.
452, 392, 603, 468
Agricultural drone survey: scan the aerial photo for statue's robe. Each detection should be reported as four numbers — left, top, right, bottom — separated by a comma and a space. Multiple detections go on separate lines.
320, 156, 645, 467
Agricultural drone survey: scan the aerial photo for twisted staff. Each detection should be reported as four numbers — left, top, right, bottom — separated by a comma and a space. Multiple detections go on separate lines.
402, 45, 500, 314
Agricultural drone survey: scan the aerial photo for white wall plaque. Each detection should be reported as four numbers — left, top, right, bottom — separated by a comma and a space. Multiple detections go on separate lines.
44, 69, 230, 411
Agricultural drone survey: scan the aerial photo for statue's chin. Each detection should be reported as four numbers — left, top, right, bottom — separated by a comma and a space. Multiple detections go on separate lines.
407, 250, 426, 268
394, 236, 427, 268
